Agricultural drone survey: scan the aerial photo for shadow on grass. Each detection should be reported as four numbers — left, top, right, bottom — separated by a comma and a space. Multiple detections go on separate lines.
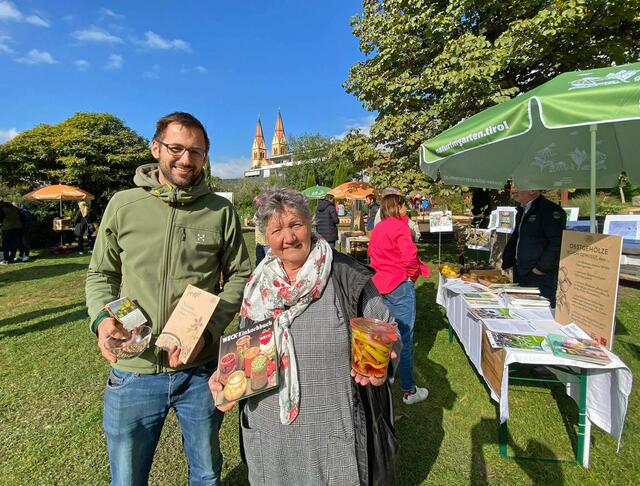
614, 317, 629, 337
470, 416, 565, 486
224, 461, 249, 485
392, 279, 457, 484
0, 262, 87, 283
0, 306, 87, 340
0, 303, 82, 328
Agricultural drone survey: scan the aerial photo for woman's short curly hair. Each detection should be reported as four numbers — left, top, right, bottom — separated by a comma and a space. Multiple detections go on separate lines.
255, 187, 313, 234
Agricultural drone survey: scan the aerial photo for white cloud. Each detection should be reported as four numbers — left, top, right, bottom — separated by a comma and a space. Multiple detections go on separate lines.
15, 48, 57, 64
74, 59, 89, 71
0, 127, 18, 143
73, 26, 122, 44
211, 157, 252, 179
335, 114, 376, 139
0, 34, 12, 53
0, 1, 21, 22
142, 63, 160, 79
104, 53, 122, 70
180, 65, 207, 75
0, 2, 49, 27
99, 8, 124, 20
142, 31, 190, 52
25, 14, 50, 27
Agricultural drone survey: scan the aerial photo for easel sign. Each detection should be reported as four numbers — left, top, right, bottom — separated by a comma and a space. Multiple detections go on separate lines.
429, 210, 453, 264
429, 210, 453, 233
555, 231, 623, 349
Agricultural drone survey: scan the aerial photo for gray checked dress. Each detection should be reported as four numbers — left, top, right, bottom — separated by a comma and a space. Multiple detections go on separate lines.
241, 279, 393, 486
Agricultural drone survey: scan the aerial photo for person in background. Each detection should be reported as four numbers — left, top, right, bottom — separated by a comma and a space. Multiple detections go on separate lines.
0, 198, 22, 265
209, 188, 399, 485
16, 202, 33, 262
502, 189, 566, 307
337, 200, 345, 217
373, 198, 420, 242
85, 111, 252, 485
365, 193, 380, 232
368, 186, 430, 405
315, 193, 339, 247
73, 201, 96, 255
254, 193, 269, 266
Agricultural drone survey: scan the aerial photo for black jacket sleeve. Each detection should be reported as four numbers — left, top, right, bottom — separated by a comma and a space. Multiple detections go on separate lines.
536, 203, 566, 274
329, 205, 339, 225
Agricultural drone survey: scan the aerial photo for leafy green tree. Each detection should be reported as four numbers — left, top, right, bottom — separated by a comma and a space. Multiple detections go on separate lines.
329, 129, 379, 173
0, 113, 153, 209
305, 171, 316, 189
332, 160, 347, 188
280, 133, 356, 189
346, 0, 640, 161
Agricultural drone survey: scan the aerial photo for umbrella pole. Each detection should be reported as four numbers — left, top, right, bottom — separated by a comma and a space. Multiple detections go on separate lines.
589, 124, 597, 233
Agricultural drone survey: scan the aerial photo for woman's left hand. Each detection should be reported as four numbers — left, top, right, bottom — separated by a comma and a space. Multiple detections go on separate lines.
350, 350, 398, 387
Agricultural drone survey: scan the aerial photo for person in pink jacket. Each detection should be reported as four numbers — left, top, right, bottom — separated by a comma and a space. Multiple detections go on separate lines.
368, 187, 430, 404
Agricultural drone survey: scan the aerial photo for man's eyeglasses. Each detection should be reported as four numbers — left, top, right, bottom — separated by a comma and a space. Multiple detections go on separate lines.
157, 140, 207, 161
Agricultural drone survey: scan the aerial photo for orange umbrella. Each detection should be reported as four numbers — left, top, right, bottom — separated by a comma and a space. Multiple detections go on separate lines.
24, 184, 94, 217
329, 181, 376, 200
24, 184, 94, 202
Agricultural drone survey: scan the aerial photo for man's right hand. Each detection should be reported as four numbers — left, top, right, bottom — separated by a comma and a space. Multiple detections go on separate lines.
97, 317, 129, 363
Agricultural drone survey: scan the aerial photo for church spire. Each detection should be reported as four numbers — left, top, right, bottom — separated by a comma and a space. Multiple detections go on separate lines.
271, 110, 288, 157
252, 117, 267, 168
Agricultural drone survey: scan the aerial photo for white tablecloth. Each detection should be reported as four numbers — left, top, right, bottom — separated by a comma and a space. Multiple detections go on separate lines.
437, 275, 632, 446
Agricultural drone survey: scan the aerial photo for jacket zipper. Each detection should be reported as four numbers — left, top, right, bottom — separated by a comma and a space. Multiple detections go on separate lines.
159, 188, 178, 372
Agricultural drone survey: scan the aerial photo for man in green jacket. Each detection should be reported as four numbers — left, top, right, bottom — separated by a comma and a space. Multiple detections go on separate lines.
85, 112, 251, 485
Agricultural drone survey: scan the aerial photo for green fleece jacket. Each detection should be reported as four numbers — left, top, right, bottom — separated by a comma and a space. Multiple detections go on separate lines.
85, 163, 252, 373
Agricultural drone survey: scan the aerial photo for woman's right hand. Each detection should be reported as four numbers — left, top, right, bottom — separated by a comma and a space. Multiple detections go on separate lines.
208, 371, 238, 412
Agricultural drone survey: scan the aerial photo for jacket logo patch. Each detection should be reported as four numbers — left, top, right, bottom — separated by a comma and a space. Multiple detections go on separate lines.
197, 233, 206, 243
552, 211, 562, 219
528, 215, 537, 222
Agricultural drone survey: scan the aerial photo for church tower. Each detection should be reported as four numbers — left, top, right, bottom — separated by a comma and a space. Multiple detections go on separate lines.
252, 117, 268, 168
271, 110, 288, 157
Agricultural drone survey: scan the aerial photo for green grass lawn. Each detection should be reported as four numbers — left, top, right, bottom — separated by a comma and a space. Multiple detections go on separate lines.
0, 237, 638, 485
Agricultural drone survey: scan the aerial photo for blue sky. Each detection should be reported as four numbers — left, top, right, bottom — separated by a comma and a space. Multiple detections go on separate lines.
0, 1, 374, 178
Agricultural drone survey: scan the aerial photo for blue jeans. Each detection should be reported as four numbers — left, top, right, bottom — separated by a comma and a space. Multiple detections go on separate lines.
383, 280, 416, 392
103, 366, 224, 486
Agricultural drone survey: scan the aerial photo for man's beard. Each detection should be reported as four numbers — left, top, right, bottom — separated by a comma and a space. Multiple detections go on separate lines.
159, 163, 202, 188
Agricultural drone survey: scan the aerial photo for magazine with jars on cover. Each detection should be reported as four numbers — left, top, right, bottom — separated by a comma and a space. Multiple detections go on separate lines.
214, 320, 279, 406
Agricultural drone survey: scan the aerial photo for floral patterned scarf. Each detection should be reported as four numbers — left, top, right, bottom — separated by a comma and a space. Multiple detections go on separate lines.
240, 237, 333, 424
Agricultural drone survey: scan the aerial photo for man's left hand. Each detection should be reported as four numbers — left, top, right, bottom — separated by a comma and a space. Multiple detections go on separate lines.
168, 336, 205, 368
532, 267, 545, 276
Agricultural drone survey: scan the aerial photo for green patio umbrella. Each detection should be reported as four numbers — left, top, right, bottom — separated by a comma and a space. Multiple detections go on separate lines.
420, 62, 640, 232
302, 185, 331, 200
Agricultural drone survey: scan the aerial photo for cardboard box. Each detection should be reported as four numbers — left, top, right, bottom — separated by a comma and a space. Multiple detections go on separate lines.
53, 217, 71, 231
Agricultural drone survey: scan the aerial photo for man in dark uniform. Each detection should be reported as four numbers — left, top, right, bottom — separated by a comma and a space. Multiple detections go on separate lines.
502, 189, 566, 307
365, 193, 380, 231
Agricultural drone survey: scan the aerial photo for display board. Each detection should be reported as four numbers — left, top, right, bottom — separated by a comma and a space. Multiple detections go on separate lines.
429, 210, 453, 232
564, 207, 580, 221
495, 207, 517, 234
555, 231, 623, 349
